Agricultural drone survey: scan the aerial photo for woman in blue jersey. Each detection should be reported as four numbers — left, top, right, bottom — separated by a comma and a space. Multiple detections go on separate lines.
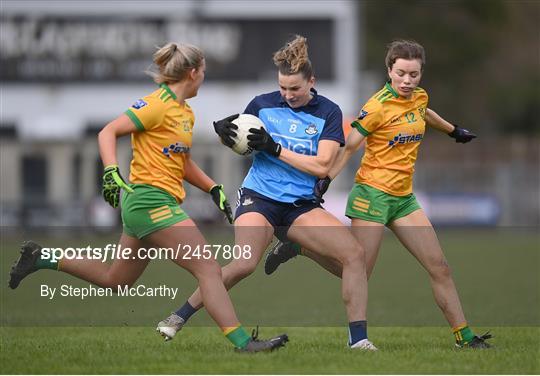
157, 35, 377, 350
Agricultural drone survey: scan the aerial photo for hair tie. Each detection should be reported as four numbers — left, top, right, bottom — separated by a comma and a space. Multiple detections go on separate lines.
172, 44, 177, 52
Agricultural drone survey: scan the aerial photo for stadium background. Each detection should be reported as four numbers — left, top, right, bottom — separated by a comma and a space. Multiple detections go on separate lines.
1, 0, 538, 227
0, 0, 539, 373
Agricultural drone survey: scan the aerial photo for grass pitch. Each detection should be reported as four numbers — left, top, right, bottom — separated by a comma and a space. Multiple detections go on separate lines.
1, 326, 539, 374
1, 228, 539, 373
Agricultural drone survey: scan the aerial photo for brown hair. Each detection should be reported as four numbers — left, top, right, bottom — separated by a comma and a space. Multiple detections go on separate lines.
273, 35, 314, 79
146, 42, 204, 84
385, 40, 426, 70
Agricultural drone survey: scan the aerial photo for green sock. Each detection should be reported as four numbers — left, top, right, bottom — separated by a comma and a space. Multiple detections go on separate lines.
34, 256, 59, 271
224, 326, 251, 348
454, 325, 474, 345
291, 243, 302, 255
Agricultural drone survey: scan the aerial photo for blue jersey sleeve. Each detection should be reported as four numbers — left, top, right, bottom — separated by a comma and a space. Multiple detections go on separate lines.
319, 107, 344, 146
244, 98, 260, 117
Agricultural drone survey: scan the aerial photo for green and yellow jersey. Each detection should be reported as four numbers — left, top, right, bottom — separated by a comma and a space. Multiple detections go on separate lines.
124, 83, 194, 203
351, 83, 428, 196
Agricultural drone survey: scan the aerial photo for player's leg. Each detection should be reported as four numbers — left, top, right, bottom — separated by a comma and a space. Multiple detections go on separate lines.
268, 220, 383, 281
298, 246, 342, 277
149, 217, 286, 351
389, 208, 490, 348
173, 212, 274, 313
287, 208, 376, 349
297, 219, 384, 279
350, 219, 385, 279
389, 209, 465, 324
265, 184, 386, 279
155, 213, 274, 341
9, 234, 150, 290
166, 188, 277, 329
58, 233, 150, 289
145, 219, 238, 327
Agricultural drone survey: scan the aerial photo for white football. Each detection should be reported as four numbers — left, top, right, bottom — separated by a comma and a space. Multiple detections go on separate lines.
230, 114, 266, 156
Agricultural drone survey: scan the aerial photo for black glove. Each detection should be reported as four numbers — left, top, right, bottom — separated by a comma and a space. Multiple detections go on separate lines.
213, 114, 239, 147
314, 176, 332, 204
209, 184, 234, 224
448, 124, 477, 143
247, 127, 282, 157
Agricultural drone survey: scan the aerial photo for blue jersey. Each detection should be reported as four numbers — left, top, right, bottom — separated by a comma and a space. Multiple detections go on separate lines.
242, 89, 344, 203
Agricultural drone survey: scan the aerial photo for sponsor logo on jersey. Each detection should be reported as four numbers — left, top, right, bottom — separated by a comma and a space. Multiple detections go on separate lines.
266, 115, 281, 124
305, 123, 318, 135
388, 133, 423, 147
358, 109, 368, 120
273, 133, 314, 155
131, 99, 148, 109
288, 118, 301, 125
162, 142, 190, 157
242, 197, 254, 206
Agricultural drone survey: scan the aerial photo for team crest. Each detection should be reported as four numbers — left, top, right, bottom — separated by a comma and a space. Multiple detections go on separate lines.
131, 99, 147, 109
418, 107, 426, 120
183, 120, 191, 132
305, 124, 318, 135
358, 109, 368, 120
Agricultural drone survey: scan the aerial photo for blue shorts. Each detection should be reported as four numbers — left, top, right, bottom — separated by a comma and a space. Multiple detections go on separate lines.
235, 187, 321, 241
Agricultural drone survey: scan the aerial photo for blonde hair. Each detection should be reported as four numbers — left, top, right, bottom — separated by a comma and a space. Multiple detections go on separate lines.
146, 42, 204, 84
272, 35, 313, 79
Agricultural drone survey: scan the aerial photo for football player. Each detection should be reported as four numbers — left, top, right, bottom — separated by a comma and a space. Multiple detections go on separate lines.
264, 40, 490, 349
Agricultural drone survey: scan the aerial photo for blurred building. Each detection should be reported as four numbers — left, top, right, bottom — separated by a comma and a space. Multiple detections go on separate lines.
1, 0, 368, 227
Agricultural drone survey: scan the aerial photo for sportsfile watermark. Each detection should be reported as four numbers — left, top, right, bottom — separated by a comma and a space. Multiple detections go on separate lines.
2, 226, 538, 327
40, 284, 180, 300
40, 243, 253, 263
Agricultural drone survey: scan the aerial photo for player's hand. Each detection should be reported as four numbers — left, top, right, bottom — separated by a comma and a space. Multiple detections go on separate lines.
313, 176, 332, 204
448, 124, 477, 143
213, 114, 239, 148
247, 127, 282, 157
102, 165, 134, 208
209, 184, 234, 224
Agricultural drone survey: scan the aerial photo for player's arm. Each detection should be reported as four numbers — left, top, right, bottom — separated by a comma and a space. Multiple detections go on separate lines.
308, 133, 365, 203
183, 155, 215, 193
425, 108, 454, 133
98, 114, 138, 166
426, 108, 477, 143
98, 114, 138, 207
246, 124, 339, 178
310, 104, 372, 200
184, 155, 234, 223
278, 139, 340, 178
247, 105, 343, 178
328, 130, 365, 179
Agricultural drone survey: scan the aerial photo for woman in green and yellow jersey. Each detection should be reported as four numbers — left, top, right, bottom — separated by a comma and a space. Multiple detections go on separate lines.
9, 42, 287, 352
266, 40, 490, 349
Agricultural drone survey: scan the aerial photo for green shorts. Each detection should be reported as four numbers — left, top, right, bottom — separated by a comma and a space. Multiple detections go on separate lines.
121, 184, 189, 239
345, 183, 421, 225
